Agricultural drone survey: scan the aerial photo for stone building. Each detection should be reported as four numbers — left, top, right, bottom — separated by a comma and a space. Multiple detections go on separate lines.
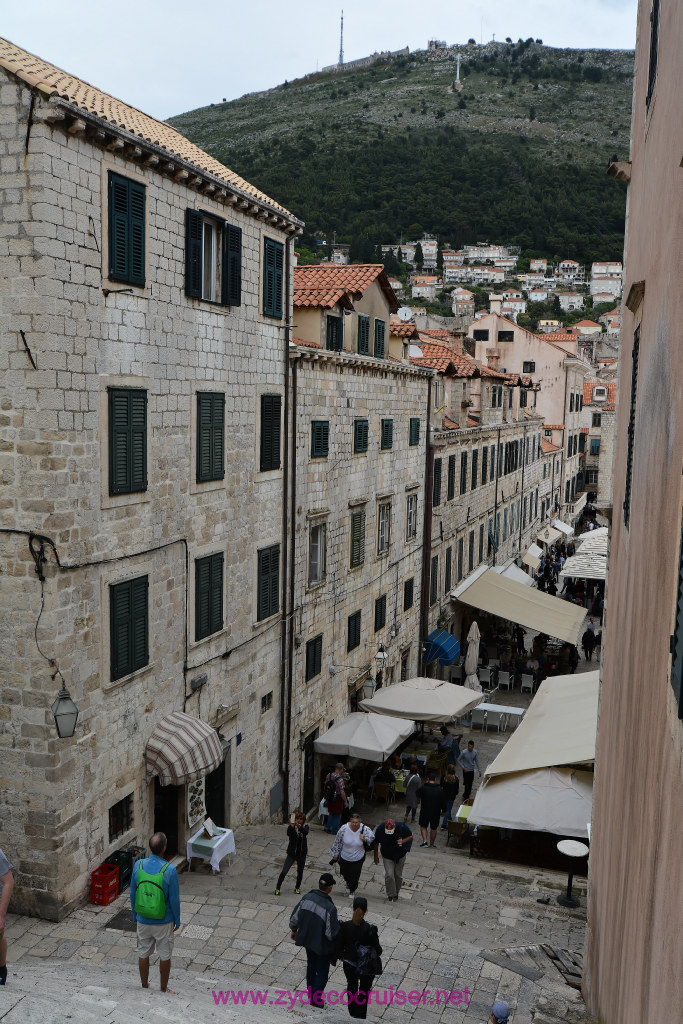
580, 378, 617, 512
0, 39, 302, 918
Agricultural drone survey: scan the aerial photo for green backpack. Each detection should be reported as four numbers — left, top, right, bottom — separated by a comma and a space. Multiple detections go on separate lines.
133, 860, 169, 919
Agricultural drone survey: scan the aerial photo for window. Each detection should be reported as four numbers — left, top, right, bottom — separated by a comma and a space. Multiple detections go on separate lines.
433, 458, 442, 507
592, 413, 602, 427
404, 577, 414, 610
375, 595, 387, 632
263, 237, 284, 318
523, 496, 528, 528
257, 544, 280, 620
380, 419, 393, 450
471, 449, 479, 490
374, 320, 386, 358
326, 315, 342, 351
350, 508, 366, 567
490, 444, 495, 480
311, 420, 329, 458
109, 388, 147, 496
587, 469, 599, 486
196, 392, 225, 483
110, 575, 149, 681
377, 502, 391, 554
108, 795, 133, 842
406, 493, 418, 541
570, 393, 575, 413
430, 555, 439, 605
260, 394, 282, 471
357, 315, 370, 355
108, 172, 145, 287
261, 691, 273, 713
590, 438, 601, 456
478, 524, 484, 563
347, 610, 361, 652
468, 530, 475, 572
306, 635, 323, 681
646, 0, 661, 109
309, 522, 327, 585
503, 508, 508, 542
353, 418, 369, 454
498, 444, 504, 477
593, 386, 607, 402
185, 209, 241, 305
457, 537, 464, 581
520, 389, 528, 408
195, 552, 224, 641
460, 451, 468, 494
473, 329, 489, 341
409, 418, 420, 446
498, 331, 514, 343
523, 361, 536, 373
444, 547, 452, 593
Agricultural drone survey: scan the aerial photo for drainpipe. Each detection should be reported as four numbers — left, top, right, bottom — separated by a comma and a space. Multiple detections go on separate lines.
419, 374, 434, 677
492, 426, 501, 566
518, 423, 527, 553
279, 235, 295, 819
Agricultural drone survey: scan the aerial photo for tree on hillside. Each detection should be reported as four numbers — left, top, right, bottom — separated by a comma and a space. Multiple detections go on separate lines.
436, 247, 444, 273
414, 242, 424, 270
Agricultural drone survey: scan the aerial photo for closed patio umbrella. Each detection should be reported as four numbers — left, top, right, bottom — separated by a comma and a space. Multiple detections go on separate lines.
464, 621, 482, 692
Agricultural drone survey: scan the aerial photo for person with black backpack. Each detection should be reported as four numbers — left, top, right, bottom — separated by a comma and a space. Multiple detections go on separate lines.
335, 896, 383, 1018
323, 763, 348, 835
129, 832, 180, 993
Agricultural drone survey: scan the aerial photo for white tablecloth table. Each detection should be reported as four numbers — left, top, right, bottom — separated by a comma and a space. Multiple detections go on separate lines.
186, 826, 235, 873
473, 703, 525, 732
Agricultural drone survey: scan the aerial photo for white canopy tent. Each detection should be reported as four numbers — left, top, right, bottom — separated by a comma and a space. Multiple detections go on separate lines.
522, 543, 543, 570
576, 532, 609, 555
313, 713, 414, 761
452, 568, 587, 645
560, 553, 607, 580
492, 562, 535, 587
537, 525, 562, 546
552, 518, 574, 536
468, 767, 593, 838
359, 677, 481, 723
576, 526, 608, 543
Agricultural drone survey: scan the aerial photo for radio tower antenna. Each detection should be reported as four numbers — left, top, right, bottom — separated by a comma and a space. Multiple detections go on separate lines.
339, 10, 344, 66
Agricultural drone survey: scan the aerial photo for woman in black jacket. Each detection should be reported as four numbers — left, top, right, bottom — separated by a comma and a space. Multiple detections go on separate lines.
336, 896, 382, 1019
274, 812, 308, 895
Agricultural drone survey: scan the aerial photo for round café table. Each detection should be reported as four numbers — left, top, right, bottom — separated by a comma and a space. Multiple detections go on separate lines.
556, 839, 589, 907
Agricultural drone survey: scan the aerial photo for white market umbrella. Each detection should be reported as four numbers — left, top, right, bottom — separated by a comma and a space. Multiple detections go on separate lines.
313, 713, 414, 761
464, 621, 482, 692
359, 677, 481, 723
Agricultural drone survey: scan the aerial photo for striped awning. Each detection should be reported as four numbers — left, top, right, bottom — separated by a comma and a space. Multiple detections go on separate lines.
144, 712, 224, 786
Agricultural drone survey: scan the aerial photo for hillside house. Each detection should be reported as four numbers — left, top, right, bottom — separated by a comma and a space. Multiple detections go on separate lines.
558, 291, 585, 312
590, 261, 623, 298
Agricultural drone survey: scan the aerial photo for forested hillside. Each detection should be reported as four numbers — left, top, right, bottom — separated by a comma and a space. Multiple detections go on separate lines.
169, 40, 632, 263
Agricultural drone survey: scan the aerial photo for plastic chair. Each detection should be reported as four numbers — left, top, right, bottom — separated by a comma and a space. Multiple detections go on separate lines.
479, 667, 491, 686
450, 667, 463, 684
520, 674, 534, 694
471, 708, 488, 731
497, 670, 511, 691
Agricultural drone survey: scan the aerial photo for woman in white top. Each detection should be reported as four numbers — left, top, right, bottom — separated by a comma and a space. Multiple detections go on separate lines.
329, 813, 375, 896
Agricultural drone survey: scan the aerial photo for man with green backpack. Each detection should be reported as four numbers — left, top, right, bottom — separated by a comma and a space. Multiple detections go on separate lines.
129, 832, 181, 993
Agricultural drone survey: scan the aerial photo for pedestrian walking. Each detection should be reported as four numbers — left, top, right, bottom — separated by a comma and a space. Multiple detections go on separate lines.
324, 763, 349, 835
289, 872, 340, 1008
582, 625, 597, 661
373, 817, 413, 901
416, 770, 445, 848
0, 847, 14, 986
440, 764, 460, 830
479, 999, 510, 1023
512, 624, 526, 655
335, 896, 383, 1019
457, 741, 482, 801
403, 766, 421, 822
130, 832, 180, 994
329, 813, 375, 898
275, 811, 309, 895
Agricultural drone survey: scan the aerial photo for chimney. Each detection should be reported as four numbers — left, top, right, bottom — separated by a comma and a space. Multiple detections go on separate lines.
489, 293, 502, 315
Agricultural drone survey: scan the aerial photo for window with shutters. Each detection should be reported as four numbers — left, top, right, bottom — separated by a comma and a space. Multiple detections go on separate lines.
403, 577, 414, 611
350, 508, 366, 567
185, 209, 241, 305
347, 610, 361, 652
374, 320, 386, 358
444, 547, 452, 593
326, 315, 342, 351
623, 326, 640, 528
590, 437, 600, 456
482, 446, 488, 485
308, 522, 327, 586
479, 524, 484, 562
263, 237, 284, 318
471, 449, 479, 490
520, 389, 528, 408
380, 418, 393, 451
354, 419, 369, 454
108, 172, 145, 288
409, 418, 420, 446
457, 537, 464, 581
257, 544, 280, 620
460, 451, 468, 495
311, 420, 330, 458
468, 530, 475, 572
377, 502, 391, 555
592, 413, 602, 427
406, 493, 418, 541
195, 552, 224, 641
357, 314, 370, 355
503, 507, 508, 542
109, 388, 147, 496
260, 394, 282, 472
447, 454, 456, 501
110, 575, 149, 681
430, 555, 438, 605
261, 691, 273, 713
196, 392, 225, 483
433, 458, 442, 507
375, 595, 387, 632
305, 634, 323, 681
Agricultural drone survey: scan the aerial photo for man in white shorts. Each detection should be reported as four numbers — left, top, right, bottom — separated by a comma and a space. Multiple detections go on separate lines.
130, 832, 180, 993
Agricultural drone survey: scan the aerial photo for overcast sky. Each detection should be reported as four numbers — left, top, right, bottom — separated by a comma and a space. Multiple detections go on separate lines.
3, 0, 637, 121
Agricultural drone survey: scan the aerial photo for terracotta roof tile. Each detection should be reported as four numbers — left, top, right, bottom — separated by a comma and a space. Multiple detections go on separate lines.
467, 415, 480, 427
418, 329, 450, 341
583, 379, 617, 405
544, 424, 565, 430
0, 36, 294, 218
540, 438, 561, 453
292, 336, 322, 348
443, 416, 460, 429
390, 321, 420, 338
574, 319, 601, 328
293, 264, 398, 311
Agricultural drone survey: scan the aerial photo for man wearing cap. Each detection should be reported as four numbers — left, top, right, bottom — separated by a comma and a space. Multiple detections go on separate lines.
373, 818, 413, 902
481, 999, 510, 1023
289, 873, 340, 1008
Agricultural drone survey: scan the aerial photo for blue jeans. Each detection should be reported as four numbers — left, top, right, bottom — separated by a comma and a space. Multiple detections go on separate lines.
325, 811, 341, 834
441, 799, 455, 828
305, 949, 332, 1006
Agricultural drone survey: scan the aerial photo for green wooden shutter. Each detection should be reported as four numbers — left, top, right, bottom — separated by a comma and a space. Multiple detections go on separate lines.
430, 555, 438, 605
374, 320, 385, 358
311, 421, 329, 458
350, 509, 366, 567
186, 209, 203, 297
109, 173, 145, 287
131, 576, 149, 670
347, 610, 361, 651
197, 393, 225, 483
223, 224, 242, 306
129, 181, 146, 287
358, 315, 370, 355
195, 552, 224, 641
409, 418, 420, 446
110, 580, 132, 680
306, 635, 322, 681
130, 390, 147, 491
257, 544, 280, 620
403, 578, 414, 610
212, 393, 225, 479
354, 419, 368, 453
374, 595, 386, 632
433, 458, 442, 507
447, 454, 456, 500
445, 546, 452, 592
264, 238, 284, 318
109, 388, 147, 495
381, 419, 393, 450
260, 394, 282, 471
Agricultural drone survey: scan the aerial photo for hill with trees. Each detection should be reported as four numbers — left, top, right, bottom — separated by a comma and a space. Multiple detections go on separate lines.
169, 40, 632, 265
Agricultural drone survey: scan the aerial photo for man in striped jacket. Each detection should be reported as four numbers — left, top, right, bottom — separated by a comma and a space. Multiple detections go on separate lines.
289, 873, 340, 1007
